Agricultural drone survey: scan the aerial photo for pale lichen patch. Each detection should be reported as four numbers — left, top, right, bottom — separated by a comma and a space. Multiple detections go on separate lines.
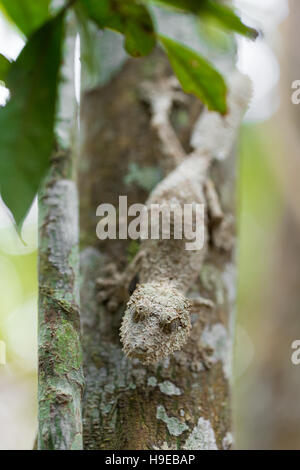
100, 403, 112, 415
153, 442, 177, 450
183, 417, 218, 450
156, 405, 188, 437
104, 383, 115, 393
71, 433, 83, 450
201, 323, 230, 379
129, 382, 136, 390
222, 431, 233, 450
158, 380, 181, 396
124, 162, 162, 192
147, 376, 158, 387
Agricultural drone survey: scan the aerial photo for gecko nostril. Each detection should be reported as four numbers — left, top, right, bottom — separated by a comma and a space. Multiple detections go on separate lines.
133, 346, 148, 359
160, 318, 181, 334
133, 308, 145, 322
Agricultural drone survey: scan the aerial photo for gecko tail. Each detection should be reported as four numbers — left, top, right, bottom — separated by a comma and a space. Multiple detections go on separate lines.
190, 70, 253, 161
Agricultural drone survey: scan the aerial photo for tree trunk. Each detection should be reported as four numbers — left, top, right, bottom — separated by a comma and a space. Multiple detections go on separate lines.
79, 46, 236, 450
38, 15, 84, 450
37, 13, 238, 450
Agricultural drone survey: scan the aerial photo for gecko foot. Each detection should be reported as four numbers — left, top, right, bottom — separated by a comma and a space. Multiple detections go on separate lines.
96, 263, 127, 312
200, 344, 214, 370
212, 214, 235, 252
190, 296, 214, 312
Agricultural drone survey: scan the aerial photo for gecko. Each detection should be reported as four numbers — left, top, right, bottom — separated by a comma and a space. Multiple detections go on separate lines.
97, 71, 252, 365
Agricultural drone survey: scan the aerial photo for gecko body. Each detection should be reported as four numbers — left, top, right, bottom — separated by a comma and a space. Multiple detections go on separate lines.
98, 72, 252, 364
121, 153, 210, 363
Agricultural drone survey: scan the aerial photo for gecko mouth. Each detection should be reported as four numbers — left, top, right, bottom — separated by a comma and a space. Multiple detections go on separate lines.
128, 346, 149, 361
124, 344, 162, 364
122, 330, 175, 364
126, 347, 161, 365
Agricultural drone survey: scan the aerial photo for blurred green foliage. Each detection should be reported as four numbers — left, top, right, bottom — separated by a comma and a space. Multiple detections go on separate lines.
0, 227, 37, 449
160, 34, 227, 113
80, 0, 156, 57
151, 0, 257, 38
0, 0, 51, 36
237, 124, 282, 316
234, 122, 284, 448
0, 53, 10, 82
0, 239, 37, 368
0, 13, 64, 229
0, 0, 256, 229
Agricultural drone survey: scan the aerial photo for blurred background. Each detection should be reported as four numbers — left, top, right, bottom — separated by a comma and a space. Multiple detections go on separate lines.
0, 0, 299, 450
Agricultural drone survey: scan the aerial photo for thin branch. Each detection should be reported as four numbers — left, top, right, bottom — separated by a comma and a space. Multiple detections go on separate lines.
38, 15, 84, 450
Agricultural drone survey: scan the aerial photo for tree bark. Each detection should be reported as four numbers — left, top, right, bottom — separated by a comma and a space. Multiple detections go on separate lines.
79, 46, 236, 450
37, 11, 238, 450
38, 16, 84, 450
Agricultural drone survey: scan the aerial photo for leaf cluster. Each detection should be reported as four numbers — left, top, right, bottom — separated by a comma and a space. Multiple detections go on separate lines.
0, 0, 257, 228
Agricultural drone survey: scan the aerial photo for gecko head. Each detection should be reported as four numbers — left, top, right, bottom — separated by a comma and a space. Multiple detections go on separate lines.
120, 281, 191, 364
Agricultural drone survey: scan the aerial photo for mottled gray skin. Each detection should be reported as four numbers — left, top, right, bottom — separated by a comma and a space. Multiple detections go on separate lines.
140, 152, 210, 291
98, 72, 252, 365
120, 154, 210, 363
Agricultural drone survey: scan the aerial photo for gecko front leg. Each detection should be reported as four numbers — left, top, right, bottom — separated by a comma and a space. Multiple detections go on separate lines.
96, 249, 145, 312
204, 178, 235, 252
190, 296, 214, 310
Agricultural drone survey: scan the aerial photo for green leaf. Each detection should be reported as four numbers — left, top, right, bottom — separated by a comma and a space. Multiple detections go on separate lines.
78, 0, 122, 30
0, 0, 51, 36
146, 0, 202, 12
200, 0, 258, 39
0, 53, 11, 83
145, 0, 258, 39
159, 35, 227, 114
122, 3, 156, 57
0, 13, 65, 229
79, 0, 156, 57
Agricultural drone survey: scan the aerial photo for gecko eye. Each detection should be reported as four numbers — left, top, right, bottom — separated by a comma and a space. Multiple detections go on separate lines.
133, 305, 146, 322
160, 318, 181, 334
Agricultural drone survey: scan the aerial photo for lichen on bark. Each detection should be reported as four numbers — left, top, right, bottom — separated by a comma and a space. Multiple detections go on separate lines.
38, 14, 84, 450
38, 154, 84, 450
